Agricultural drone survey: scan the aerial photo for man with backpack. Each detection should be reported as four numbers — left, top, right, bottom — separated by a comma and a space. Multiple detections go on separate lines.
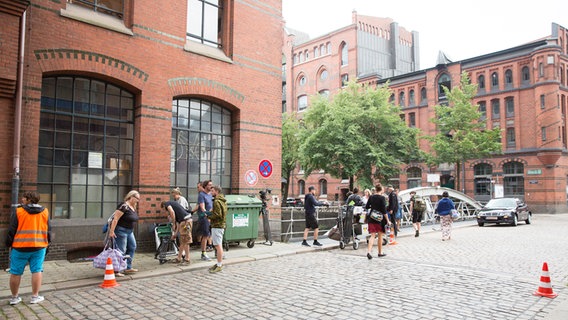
409, 191, 426, 237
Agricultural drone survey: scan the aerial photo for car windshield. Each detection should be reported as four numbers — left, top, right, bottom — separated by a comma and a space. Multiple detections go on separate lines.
485, 198, 517, 208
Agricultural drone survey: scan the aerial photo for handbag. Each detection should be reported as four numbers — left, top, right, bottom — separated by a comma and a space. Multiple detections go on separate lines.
368, 209, 383, 222
93, 239, 127, 272
451, 209, 459, 220
327, 226, 342, 241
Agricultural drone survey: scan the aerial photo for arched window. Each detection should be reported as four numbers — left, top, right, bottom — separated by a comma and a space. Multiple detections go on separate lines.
171, 98, 232, 197
473, 163, 493, 196
406, 167, 422, 188
521, 66, 530, 84
478, 75, 485, 90
39, 76, 135, 219
298, 180, 305, 195
478, 101, 487, 121
409, 89, 415, 106
503, 161, 524, 197
340, 42, 348, 66
314, 46, 319, 57
539, 62, 544, 78
505, 69, 513, 88
319, 179, 327, 196
399, 91, 405, 107
491, 99, 500, 120
505, 97, 514, 117
438, 74, 451, 98
320, 69, 328, 81
491, 72, 499, 90
420, 87, 427, 102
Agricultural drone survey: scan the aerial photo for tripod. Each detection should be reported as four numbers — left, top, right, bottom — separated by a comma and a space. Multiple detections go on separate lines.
259, 192, 273, 246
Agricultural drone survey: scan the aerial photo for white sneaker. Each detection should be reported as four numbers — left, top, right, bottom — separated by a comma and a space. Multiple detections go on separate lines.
30, 295, 44, 304
9, 296, 21, 305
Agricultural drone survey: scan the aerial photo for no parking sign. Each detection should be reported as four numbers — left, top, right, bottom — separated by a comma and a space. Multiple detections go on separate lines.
244, 170, 258, 186
258, 159, 273, 178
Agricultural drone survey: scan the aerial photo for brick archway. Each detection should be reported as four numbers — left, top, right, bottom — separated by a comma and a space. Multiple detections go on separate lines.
167, 77, 245, 109
34, 48, 148, 91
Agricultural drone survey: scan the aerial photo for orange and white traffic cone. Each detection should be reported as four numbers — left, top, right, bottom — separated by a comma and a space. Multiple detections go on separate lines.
533, 262, 557, 298
100, 257, 120, 288
388, 230, 397, 245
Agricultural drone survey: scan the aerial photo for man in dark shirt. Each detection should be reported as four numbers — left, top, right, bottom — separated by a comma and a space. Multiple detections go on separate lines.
302, 186, 328, 247
161, 200, 192, 263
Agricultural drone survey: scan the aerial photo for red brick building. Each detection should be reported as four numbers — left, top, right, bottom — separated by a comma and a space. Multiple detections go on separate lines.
369, 22, 568, 213
285, 14, 568, 213
0, 0, 283, 262
283, 11, 420, 203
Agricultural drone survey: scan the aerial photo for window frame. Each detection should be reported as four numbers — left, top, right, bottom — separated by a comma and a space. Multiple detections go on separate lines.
38, 76, 135, 219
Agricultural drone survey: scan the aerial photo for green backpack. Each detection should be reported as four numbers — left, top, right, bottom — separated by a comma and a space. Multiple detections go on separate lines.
413, 196, 426, 213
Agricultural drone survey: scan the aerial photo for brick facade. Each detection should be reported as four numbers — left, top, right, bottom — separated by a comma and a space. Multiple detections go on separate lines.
0, 0, 283, 264
285, 14, 568, 213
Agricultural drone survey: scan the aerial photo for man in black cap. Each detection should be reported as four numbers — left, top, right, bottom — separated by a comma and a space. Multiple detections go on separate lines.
302, 186, 328, 247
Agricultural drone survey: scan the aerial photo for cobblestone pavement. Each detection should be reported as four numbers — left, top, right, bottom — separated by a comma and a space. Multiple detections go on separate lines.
1, 215, 567, 319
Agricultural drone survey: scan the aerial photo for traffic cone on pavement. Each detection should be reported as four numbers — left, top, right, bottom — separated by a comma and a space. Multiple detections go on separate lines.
388, 230, 397, 245
533, 262, 557, 298
100, 257, 120, 288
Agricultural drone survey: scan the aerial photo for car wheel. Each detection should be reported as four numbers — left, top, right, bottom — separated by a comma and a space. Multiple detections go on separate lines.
478, 221, 484, 227
525, 213, 532, 225
511, 214, 518, 226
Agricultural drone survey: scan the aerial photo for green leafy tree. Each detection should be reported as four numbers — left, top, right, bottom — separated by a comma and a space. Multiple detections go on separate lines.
427, 71, 502, 191
281, 112, 303, 203
299, 81, 420, 190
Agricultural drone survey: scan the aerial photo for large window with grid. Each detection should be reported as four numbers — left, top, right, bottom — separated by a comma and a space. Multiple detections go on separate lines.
503, 161, 524, 198
39, 76, 134, 219
171, 98, 232, 200
187, 0, 223, 47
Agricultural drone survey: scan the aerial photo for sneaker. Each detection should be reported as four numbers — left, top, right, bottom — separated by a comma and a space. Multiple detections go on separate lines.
30, 295, 44, 304
415, 230, 419, 237
201, 253, 211, 261
301, 240, 310, 247
209, 265, 223, 273
313, 240, 323, 247
9, 296, 21, 305
206, 246, 214, 252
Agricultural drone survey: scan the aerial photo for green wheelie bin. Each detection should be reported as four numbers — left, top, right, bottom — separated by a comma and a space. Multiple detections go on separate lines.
223, 194, 262, 251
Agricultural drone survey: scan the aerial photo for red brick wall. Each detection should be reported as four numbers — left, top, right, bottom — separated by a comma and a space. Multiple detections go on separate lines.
0, 0, 283, 261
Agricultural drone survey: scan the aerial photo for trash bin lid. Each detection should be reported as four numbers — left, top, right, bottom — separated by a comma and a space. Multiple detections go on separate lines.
225, 194, 262, 206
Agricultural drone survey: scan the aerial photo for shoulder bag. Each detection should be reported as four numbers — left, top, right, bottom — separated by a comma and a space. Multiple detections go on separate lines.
368, 209, 383, 222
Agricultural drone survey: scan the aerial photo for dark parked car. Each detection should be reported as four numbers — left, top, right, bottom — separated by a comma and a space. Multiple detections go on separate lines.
476, 198, 532, 227
286, 197, 303, 207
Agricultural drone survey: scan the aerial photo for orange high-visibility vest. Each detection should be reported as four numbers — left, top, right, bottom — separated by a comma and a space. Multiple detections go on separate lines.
12, 207, 49, 248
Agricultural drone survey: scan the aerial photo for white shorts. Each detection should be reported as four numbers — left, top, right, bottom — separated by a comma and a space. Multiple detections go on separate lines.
211, 228, 224, 246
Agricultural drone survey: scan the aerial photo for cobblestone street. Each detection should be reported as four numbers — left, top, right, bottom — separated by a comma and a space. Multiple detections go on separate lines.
1, 214, 567, 319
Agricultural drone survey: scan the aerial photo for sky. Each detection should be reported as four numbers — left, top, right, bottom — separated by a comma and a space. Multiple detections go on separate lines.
282, 0, 568, 69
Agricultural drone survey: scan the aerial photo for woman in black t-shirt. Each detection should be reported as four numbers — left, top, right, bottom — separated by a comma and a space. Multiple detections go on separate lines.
109, 190, 140, 275
365, 184, 391, 259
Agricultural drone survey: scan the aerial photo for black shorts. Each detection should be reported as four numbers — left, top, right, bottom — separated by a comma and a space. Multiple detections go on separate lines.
412, 210, 424, 223
305, 214, 319, 229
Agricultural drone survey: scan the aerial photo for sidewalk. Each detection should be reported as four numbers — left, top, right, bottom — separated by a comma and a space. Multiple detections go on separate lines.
0, 220, 470, 299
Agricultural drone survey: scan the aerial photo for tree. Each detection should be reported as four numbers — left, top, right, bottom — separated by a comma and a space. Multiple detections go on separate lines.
299, 81, 420, 190
281, 112, 303, 204
427, 71, 502, 191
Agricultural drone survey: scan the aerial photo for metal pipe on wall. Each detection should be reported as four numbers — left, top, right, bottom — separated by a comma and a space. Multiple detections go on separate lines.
12, 10, 26, 214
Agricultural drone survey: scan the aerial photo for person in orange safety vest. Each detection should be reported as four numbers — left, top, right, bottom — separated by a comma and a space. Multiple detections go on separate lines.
5, 191, 51, 305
